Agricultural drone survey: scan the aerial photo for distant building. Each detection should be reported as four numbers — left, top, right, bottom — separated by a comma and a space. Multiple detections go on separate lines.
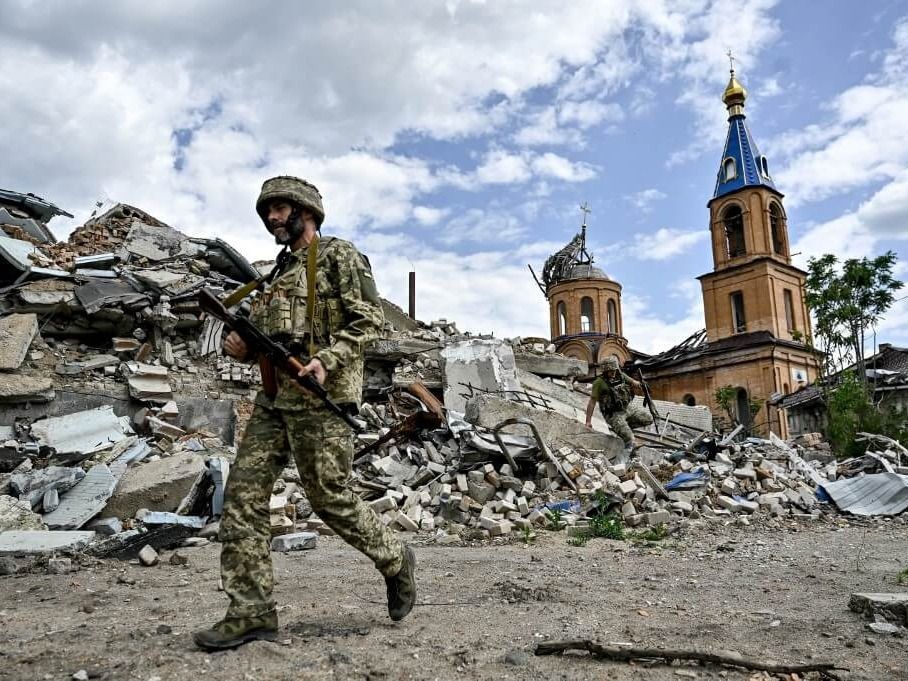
780, 344, 908, 436
533, 207, 630, 370
537, 66, 824, 436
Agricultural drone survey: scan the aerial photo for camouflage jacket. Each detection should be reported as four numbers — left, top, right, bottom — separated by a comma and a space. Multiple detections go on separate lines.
592, 372, 633, 416
250, 236, 384, 410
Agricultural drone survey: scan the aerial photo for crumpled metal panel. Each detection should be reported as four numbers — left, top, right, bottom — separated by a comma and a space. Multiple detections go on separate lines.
820, 472, 908, 516
31, 405, 128, 456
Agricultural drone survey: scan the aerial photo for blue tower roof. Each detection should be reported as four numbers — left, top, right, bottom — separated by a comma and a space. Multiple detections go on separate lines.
712, 72, 777, 200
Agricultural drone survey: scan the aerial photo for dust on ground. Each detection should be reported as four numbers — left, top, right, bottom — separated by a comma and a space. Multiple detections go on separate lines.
0, 519, 905, 681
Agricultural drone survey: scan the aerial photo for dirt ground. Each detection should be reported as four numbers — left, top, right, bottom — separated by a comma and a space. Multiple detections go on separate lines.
1, 517, 906, 681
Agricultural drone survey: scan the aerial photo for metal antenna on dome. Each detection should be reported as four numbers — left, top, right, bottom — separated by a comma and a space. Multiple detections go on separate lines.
578, 201, 593, 264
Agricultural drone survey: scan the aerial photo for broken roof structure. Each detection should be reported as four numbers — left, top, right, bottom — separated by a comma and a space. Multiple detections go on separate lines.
0, 188, 73, 245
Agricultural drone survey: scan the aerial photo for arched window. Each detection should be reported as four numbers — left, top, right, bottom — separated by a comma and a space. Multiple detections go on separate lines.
735, 388, 752, 428
607, 299, 617, 334
731, 291, 746, 333
556, 301, 567, 336
683, 394, 696, 406
783, 383, 790, 395
769, 203, 786, 256
723, 157, 737, 182
723, 205, 746, 258
580, 296, 595, 333
760, 156, 771, 178
783, 288, 796, 332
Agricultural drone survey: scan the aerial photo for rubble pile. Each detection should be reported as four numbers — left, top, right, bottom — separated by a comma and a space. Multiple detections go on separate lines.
0, 196, 906, 563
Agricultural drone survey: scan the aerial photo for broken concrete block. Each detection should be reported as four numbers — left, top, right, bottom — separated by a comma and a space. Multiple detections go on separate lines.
11, 466, 85, 508
138, 544, 159, 566
440, 339, 521, 413
621, 501, 637, 518
0, 373, 55, 403
46, 556, 73, 574
849, 593, 908, 626
43, 465, 118, 530
720, 478, 737, 495
370, 496, 398, 513
0, 314, 38, 370
0, 530, 95, 555
271, 532, 318, 552
645, 510, 670, 526
42, 488, 59, 513
733, 467, 757, 480
737, 499, 759, 514
394, 512, 419, 532
86, 517, 123, 536
670, 501, 693, 514
0, 494, 46, 531
104, 452, 205, 519
468, 480, 497, 504
618, 480, 637, 495
31, 406, 129, 458
716, 495, 741, 513
463, 393, 624, 456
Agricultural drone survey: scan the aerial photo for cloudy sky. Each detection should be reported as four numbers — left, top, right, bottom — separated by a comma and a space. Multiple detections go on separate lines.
2, 1, 906, 353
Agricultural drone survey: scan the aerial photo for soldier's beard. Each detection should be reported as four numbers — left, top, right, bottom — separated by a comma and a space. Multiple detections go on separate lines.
270, 212, 304, 245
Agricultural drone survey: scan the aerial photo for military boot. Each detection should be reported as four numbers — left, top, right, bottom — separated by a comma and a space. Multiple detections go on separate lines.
193, 612, 278, 651
385, 545, 417, 621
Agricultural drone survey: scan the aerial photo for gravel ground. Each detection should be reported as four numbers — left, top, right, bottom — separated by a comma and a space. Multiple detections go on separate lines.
1, 517, 906, 681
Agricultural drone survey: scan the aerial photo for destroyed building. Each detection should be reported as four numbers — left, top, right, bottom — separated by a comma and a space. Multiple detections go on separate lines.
533, 69, 823, 438
1, 156, 906, 560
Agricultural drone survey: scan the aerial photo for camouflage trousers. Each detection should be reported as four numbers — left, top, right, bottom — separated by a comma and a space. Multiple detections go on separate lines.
218, 399, 404, 619
605, 401, 654, 447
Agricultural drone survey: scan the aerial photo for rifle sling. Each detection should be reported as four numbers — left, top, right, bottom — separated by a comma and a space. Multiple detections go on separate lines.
305, 234, 319, 358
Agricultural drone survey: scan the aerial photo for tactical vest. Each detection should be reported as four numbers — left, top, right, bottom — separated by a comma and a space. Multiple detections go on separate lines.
251, 236, 340, 349
597, 376, 632, 416
250, 237, 368, 409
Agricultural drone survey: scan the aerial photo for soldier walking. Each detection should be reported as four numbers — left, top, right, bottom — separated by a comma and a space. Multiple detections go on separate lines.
194, 176, 416, 650
584, 356, 653, 452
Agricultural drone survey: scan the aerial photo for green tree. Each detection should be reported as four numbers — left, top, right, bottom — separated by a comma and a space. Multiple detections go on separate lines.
805, 251, 903, 381
826, 370, 908, 456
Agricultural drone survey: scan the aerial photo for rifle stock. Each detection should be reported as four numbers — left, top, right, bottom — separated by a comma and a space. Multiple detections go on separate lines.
199, 288, 361, 431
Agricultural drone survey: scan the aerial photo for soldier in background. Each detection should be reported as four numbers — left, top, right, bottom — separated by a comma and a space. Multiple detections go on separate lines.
194, 176, 416, 651
584, 356, 653, 452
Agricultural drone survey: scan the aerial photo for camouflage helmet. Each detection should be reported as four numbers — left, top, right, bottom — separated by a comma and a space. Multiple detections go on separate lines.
602, 356, 620, 371
256, 175, 325, 226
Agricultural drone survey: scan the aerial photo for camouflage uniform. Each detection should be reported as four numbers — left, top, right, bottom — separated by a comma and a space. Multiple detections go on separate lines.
592, 371, 653, 447
219, 237, 404, 621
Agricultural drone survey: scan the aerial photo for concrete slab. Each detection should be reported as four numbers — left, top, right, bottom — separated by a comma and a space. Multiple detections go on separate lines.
0, 373, 54, 403
849, 593, 908, 626
0, 494, 45, 531
43, 464, 118, 530
0, 530, 95, 555
31, 406, 128, 456
0, 314, 38, 370
463, 393, 624, 458
441, 339, 521, 414
514, 353, 587, 378
104, 452, 206, 519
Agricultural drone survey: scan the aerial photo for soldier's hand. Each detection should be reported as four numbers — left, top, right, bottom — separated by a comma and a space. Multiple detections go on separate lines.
298, 357, 327, 385
224, 331, 249, 360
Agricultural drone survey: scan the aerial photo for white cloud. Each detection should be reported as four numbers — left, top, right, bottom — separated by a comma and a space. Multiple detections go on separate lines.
630, 227, 709, 261
412, 206, 449, 226
625, 188, 668, 212
622, 281, 705, 355
774, 18, 908, 206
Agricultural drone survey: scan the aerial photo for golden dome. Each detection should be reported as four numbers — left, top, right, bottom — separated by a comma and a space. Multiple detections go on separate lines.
723, 71, 747, 111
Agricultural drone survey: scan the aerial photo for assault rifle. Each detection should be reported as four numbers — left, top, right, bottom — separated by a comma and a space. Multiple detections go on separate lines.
198, 288, 361, 431
635, 367, 660, 424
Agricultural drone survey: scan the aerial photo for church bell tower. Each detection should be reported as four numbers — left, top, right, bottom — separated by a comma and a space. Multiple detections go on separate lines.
699, 66, 811, 346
